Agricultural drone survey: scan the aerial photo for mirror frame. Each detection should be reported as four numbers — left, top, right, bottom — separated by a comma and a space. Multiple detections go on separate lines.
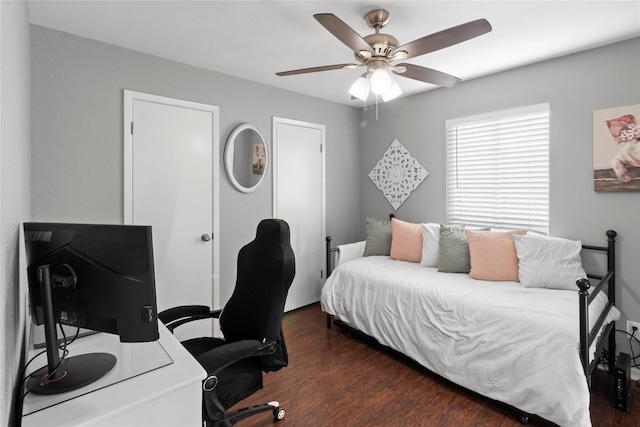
224, 123, 269, 193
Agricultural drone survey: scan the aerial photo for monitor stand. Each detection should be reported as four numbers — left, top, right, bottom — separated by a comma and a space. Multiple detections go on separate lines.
26, 265, 116, 395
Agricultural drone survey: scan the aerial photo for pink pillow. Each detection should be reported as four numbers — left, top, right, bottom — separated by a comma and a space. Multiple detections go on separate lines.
390, 218, 423, 263
466, 230, 526, 281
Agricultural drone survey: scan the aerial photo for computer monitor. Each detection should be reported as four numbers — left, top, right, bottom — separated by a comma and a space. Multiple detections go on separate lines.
23, 222, 159, 395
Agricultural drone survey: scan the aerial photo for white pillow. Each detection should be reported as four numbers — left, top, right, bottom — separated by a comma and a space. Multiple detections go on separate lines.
420, 223, 440, 267
514, 234, 587, 290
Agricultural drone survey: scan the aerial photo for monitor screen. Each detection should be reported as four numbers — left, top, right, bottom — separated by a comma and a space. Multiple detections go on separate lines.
23, 222, 160, 395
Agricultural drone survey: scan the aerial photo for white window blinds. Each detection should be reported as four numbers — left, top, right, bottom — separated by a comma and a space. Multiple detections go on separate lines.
446, 104, 550, 235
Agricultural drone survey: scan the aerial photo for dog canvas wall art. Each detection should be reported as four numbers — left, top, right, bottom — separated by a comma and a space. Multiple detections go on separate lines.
593, 104, 640, 192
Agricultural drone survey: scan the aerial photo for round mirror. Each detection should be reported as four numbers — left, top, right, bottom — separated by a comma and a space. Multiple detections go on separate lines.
224, 123, 269, 193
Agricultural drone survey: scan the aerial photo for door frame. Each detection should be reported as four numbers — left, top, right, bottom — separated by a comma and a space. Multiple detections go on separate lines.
123, 90, 221, 310
272, 116, 327, 278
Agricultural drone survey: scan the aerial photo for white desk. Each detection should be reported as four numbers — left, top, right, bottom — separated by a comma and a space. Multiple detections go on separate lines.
22, 322, 206, 426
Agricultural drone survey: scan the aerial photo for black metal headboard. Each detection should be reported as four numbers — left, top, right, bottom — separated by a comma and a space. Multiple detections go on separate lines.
326, 214, 395, 278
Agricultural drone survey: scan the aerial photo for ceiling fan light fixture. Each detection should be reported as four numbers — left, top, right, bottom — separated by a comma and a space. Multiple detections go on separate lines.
382, 80, 402, 102
349, 76, 370, 101
277, 10, 493, 103
370, 68, 392, 95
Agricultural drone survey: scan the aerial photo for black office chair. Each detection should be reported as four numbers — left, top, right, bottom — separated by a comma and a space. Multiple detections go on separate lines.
159, 219, 295, 426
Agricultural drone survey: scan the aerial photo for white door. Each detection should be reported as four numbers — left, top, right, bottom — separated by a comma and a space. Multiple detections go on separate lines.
124, 91, 220, 341
273, 117, 325, 311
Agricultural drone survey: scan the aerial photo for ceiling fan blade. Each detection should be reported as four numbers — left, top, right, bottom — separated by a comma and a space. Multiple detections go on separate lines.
276, 63, 359, 76
391, 19, 492, 60
314, 13, 374, 55
394, 63, 461, 88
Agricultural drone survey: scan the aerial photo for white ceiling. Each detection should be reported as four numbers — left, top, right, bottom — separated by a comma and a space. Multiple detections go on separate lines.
27, 1, 640, 106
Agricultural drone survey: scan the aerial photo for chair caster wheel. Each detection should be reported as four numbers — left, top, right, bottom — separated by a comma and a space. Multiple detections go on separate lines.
520, 414, 529, 424
273, 407, 285, 421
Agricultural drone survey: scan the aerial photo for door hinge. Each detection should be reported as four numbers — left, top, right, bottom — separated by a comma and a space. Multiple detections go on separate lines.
130, 122, 134, 135
321, 269, 324, 279
320, 144, 323, 153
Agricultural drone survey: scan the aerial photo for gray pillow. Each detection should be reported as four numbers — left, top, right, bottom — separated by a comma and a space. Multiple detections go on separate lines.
438, 225, 470, 273
363, 217, 392, 256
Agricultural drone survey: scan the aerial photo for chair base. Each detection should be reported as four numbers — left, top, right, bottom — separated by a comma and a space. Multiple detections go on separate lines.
211, 401, 285, 426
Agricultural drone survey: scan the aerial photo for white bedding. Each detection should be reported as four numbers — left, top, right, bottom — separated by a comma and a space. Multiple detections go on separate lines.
321, 256, 620, 427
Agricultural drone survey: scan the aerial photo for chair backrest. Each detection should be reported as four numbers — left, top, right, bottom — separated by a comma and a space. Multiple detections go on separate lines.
220, 219, 295, 372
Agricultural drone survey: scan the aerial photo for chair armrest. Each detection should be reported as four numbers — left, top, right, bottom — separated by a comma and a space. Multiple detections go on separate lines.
200, 339, 277, 378
335, 240, 366, 267
158, 305, 222, 333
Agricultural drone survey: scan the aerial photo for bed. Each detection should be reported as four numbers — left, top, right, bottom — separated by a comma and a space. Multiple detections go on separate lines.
321, 220, 620, 427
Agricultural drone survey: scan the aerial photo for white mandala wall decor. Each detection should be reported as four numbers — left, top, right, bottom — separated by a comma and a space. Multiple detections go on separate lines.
368, 139, 429, 210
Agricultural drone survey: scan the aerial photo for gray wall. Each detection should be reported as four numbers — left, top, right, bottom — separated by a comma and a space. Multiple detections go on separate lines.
30, 25, 361, 306
0, 2, 31, 426
360, 38, 640, 354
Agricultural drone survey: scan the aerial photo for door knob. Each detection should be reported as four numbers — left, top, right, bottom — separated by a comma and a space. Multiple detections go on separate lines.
201, 234, 211, 242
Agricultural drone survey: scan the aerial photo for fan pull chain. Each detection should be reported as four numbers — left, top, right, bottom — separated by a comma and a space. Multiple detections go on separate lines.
375, 95, 379, 121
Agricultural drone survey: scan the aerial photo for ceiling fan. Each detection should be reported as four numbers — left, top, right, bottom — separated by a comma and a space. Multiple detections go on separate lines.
276, 9, 492, 101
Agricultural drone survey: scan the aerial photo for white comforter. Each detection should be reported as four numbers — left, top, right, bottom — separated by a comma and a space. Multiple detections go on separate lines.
321, 256, 620, 427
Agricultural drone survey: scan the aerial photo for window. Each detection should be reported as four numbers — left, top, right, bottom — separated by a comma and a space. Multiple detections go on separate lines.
446, 104, 550, 235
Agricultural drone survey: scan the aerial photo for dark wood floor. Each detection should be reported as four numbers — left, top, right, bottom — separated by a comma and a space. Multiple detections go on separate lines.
230, 303, 640, 426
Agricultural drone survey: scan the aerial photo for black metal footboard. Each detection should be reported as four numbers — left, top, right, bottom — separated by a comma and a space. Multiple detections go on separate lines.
325, 236, 338, 329
577, 230, 617, 388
